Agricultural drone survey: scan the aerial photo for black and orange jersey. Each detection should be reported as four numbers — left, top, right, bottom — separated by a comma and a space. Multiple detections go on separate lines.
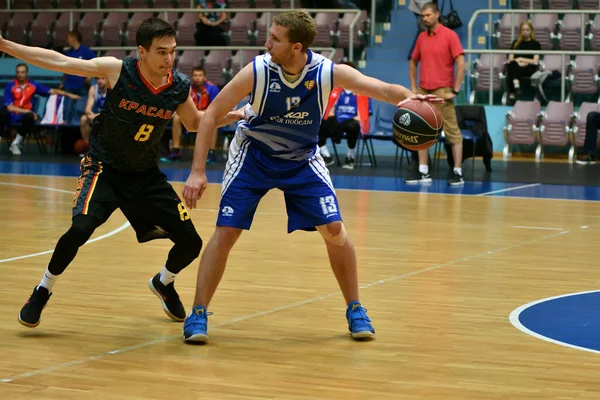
89, 57, 190, 172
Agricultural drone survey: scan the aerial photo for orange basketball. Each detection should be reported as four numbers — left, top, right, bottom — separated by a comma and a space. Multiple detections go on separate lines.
74, 139, 88, 155
392, 100, 443, 151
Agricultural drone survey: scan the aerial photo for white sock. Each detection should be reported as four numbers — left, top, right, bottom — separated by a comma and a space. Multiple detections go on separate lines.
347, 148, 355, 158
38, 268, 58, 293
320, 145, 331, 158
12, 134, 23, 145
454, 167, 462, 176
159, 265, 177, 286
419, 164, 429, 174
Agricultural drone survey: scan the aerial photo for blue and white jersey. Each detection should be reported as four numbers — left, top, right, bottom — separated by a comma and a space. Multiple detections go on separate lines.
91, 84, 107, 114
238, 50, 334, 161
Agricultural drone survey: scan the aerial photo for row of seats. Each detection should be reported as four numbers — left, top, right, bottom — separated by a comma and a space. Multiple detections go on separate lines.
0, 10, 368, 49
512, 0, 598, 9
504, 100, 599, 161
470, 54, 600, 105
3, 0, 291, 9
494, 12, 600, 50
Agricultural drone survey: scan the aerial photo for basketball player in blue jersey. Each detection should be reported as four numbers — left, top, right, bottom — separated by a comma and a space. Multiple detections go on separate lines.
182, 9, 443, 343
0, 18, 243, 330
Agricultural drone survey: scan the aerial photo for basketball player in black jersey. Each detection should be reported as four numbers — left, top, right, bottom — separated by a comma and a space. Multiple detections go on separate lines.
0, 18, 243, 329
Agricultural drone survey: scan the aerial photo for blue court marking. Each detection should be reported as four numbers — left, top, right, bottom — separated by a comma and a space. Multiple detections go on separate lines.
510, 291, 600, 354
0, 160, 599, 201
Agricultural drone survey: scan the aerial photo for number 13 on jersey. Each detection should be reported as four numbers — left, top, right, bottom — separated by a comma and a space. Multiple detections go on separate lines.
134, 124, 154, 142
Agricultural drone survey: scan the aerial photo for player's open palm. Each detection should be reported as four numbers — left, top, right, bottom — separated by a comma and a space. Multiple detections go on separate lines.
398, 94, 444, 107
183, 171, 207, 209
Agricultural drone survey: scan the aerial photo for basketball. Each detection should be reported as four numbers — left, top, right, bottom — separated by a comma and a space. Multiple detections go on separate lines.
392, 100, 443, 151
74, 139, 88, 155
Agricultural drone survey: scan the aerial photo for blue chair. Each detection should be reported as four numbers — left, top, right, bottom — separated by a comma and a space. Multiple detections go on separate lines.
358, 102, 409, 169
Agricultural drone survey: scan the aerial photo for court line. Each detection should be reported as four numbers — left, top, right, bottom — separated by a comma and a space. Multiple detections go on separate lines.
475, 183, 541, 196
0, 228, 571, 383
509, 290, 600, 355
0, 181, 131, 263
509, 226, 566, 231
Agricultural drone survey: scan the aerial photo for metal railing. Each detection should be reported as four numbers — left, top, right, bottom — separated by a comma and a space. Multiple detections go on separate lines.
467, 8, 600, 105
6, 7, 361, 61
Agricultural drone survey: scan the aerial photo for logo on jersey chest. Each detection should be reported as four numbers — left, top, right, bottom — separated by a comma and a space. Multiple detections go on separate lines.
304, 80, 315, 90
118, 99, 173, 120
269, 82, 281, 93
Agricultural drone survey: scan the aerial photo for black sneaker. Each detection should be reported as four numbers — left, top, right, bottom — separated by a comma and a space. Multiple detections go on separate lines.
342, 156, 355, 170
19, 286, 51, 328
447, 171, 464, 186
576, 154, 596, 165
322, 155, 335, 166
148, 273, 186, 322
405, 166, 432, 184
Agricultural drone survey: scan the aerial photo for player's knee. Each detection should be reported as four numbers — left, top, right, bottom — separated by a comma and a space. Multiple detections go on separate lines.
68, 215, 100, 246
317, 221, 347, 246
173, 229, 203, 259
80, 115, 88, 125
214, 226, 243, 250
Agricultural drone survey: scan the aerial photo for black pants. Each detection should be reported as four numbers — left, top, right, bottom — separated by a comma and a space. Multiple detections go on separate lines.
195, 22, 225, 46
47, 153, 202, 276
0, 109, 35, 138
584, 111, 600, 156
318, 117, 360, 150
506, 61, 538, 93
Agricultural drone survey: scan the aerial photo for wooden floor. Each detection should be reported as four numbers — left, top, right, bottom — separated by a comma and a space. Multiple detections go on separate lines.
1, 174, 600, 399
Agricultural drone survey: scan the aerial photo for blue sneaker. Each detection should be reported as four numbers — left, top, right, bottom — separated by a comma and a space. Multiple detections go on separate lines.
183, 305, 212, 343
346, 301, 375, 339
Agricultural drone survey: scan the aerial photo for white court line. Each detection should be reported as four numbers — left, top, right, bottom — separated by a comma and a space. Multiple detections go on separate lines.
509, 290, 600, 355
509, 226, 566, 231
476, 183, 541, 196
0, 181, 131, 262
0, 228, 571, 383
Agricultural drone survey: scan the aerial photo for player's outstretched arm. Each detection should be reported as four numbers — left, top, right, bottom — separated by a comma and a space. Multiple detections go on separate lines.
0, 34, 122, 87
182, 63, 253, 209
334, 63, 443, 107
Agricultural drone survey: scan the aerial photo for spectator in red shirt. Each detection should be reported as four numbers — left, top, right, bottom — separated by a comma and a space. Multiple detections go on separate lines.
408, 2, 466, 186
0, 63, 80, 155
163, 66, 220, 162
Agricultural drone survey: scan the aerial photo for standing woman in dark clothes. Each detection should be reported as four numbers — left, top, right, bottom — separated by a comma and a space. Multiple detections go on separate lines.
506, 20, 541, 104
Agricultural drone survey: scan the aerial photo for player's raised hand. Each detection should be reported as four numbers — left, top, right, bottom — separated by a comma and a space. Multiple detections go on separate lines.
398, 94, 444, 107
182, 170, 207, 209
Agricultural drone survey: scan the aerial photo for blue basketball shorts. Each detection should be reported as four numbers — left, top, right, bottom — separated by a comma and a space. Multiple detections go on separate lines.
217, 134, 342, 233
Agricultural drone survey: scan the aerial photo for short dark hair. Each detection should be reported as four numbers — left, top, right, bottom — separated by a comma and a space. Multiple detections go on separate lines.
136, 17, 176, 50
422, 2, 439, 13
68, 30, 82, 43
16, 63, 28, 72
192, 66, 206, 74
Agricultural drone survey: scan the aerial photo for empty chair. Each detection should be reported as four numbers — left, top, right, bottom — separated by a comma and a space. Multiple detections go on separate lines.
76, 12, 103, 47
531, 13, 559, 50
176, 12, 198, 46
124, 12, 154, 46
512, 0, 545, 8
128, 0, 150, 7
227, 0, 247, 8
99, 12, 128, 46
6, 13, 34, 45
0, 12, 11, 37
503, 100, 541, 159
228, 12, 256, 46
330, 48, 345, 63
104, 49, 129, 58
101, 0, 125, 7
253, 0, 275, 6
76, 0, 99, 7
538, 101, 575, 161
9, 0, 33, 8
150, 0, 180, 7
469, 54, 506, 104
229, 49, 259, 77
162, 12, 179, 29
312, 13, 338, 48
29, 13, 57, 48
568, 55, 600, 99
494, 13, 528, 49
547, 0, 575, 8
337, 11, 366, 50
202, 50, 230, 87
557, 14, 589, 50
572, 102, 600, 151
34, 0, 60, 7
255, 12, 280, 45
589, 14, 600, 50
176, 50, 204, 78
579, 0, 599, 8
53, 12, 72, 49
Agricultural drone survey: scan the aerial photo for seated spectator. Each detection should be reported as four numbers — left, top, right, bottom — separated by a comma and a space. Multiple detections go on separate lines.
163, 67, 220, 162
60, 31, 96, 123
0, 63, 80, 155
318, 61, 372, 170
506, 21, 540, 105
195, 0, 228, 47
80, 76, 108, 152
576, 106, 600, 165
